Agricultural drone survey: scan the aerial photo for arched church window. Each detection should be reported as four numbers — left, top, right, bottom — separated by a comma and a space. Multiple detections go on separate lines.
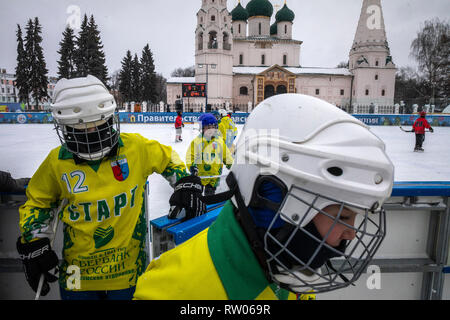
223, 32, 231, 50
261, 54, 265, 65
239, 54, 244, 65
365, 89, 370, 96
259, 23, 262, 35
208, 31, 218, 49
211, 15, 215, 22
285, 25, 287, 34
240, 87, 248, 95
382, 89, 386, 96
238, 24, 241, 34
283, 54, 287, 65
198, 32, 204, 50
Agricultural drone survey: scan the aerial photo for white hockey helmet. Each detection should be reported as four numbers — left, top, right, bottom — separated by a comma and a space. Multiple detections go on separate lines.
51, 75, 120, 161
218, 108, 228, 117
230, 93, 394, 293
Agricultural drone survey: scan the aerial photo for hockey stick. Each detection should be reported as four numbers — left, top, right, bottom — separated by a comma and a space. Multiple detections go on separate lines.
35, 198, 68, 300
399, 126, 412, 133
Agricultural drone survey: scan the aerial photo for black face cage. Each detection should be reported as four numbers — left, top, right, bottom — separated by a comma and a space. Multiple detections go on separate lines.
54, 114, 120, 161
264, 184, 386, 294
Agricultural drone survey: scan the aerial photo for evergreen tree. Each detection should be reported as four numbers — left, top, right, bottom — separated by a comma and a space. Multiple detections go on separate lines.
118, 50, 133, 102
86, 15, 109, 84
30, 17, 49, 110
15, 24, 30, 107
57, 26, 76, 79
74, 14, 89, 77
74, 14, 109, 84
140, 44, 157, 103
131, 53, 142, 102
23, 19, 34, 109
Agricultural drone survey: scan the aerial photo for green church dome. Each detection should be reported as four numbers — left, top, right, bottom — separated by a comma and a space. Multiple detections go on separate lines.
246, 0, 273, 18
231, 2, 249, 21
270, 22, 277, 35
275, 3, 295, 22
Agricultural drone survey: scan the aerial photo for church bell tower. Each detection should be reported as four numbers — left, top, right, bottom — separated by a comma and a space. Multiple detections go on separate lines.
195, 0, 234, 109
349, 0, 396, 107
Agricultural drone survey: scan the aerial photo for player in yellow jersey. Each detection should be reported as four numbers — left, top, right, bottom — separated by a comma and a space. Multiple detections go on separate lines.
217, 109, 238, 150
186, 113, 233, 196
134, 94, 394, 300
16, 75, 206, 300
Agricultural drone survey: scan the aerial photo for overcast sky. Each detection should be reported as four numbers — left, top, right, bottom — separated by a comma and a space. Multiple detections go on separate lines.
0, 0, 449, 80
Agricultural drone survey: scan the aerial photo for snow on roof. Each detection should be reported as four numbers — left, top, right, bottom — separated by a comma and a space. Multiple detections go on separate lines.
166, 77, 196, 84
233, 66, 352, 76
442, 105, 450, 114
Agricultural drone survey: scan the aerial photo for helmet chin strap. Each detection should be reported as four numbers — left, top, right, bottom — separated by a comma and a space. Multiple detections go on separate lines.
201, 172, 275, 283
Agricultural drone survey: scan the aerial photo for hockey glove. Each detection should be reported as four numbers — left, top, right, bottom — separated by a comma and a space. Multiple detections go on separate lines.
430, 127, 434, 133
16, 237, 59, 296
189, 166, 199, 176
169, 175, 206, 220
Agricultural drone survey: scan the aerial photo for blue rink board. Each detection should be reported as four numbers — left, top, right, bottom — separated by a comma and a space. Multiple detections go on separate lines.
392, 181, 450, 197
150, 201, 226, 230
150, 181, 450, 247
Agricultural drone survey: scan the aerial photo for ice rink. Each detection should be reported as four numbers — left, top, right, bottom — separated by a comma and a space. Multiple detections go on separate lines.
1, 123, 450, 220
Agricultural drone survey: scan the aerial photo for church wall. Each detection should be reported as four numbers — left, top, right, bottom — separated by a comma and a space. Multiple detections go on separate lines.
248, 16, 271, 37
352, 68, 396, 106
296, 75, 353, 107
277, 22, 292, 40
167, 83, 182, 107
233, 41, 300, 67
232, 74, 254, 107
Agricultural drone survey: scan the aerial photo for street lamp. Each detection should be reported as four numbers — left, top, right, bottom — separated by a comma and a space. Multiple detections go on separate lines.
198, 63, 216, 112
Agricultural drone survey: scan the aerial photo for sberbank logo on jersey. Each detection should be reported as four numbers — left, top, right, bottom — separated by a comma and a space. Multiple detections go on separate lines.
94, 226, 114, 249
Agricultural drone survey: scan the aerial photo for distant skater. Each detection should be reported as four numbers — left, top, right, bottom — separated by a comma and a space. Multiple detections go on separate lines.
411, 111, 433, 152
175, 111, 184, 142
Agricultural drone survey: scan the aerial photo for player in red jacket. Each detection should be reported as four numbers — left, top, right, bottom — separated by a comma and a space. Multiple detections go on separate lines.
175, 111, 184, 142
411, 111, 433, 152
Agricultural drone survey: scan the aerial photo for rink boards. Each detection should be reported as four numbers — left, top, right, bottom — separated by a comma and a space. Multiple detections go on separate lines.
148, 181, 450, 300
0, 181, 449, 300
2, 112, 450, 127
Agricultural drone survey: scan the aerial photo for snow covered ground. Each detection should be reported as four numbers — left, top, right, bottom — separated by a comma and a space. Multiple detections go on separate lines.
1, 123, 450, 221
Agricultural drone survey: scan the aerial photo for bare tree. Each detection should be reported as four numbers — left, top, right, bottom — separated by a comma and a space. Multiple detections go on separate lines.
410, 18, 450, 106
170, 65, 195, 77
336, 61, 349, 68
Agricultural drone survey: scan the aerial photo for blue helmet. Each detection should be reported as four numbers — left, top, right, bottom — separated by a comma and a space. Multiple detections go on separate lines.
200, 113, 218, 128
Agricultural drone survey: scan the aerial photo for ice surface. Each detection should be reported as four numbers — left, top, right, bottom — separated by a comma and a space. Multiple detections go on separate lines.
1, 123, 449, 220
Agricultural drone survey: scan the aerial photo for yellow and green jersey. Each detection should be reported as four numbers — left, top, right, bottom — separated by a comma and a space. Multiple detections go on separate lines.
218, 116, 238, 149
19, 133, 187, 291
185, 134, 233, 187
134, 201, 315, 300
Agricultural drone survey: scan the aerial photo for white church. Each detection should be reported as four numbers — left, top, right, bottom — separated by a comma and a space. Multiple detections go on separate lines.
166, 0, 397, 113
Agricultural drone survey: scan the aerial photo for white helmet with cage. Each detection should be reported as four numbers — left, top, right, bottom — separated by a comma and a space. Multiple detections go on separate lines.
51, 75, 120, 161
230, 93, 394, 294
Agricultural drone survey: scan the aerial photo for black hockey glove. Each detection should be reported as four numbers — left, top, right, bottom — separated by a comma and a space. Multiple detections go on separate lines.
430, 127, 434, 133
16, 237, 59, 296
189, 166, 199, 176
169, 175, 206, 220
